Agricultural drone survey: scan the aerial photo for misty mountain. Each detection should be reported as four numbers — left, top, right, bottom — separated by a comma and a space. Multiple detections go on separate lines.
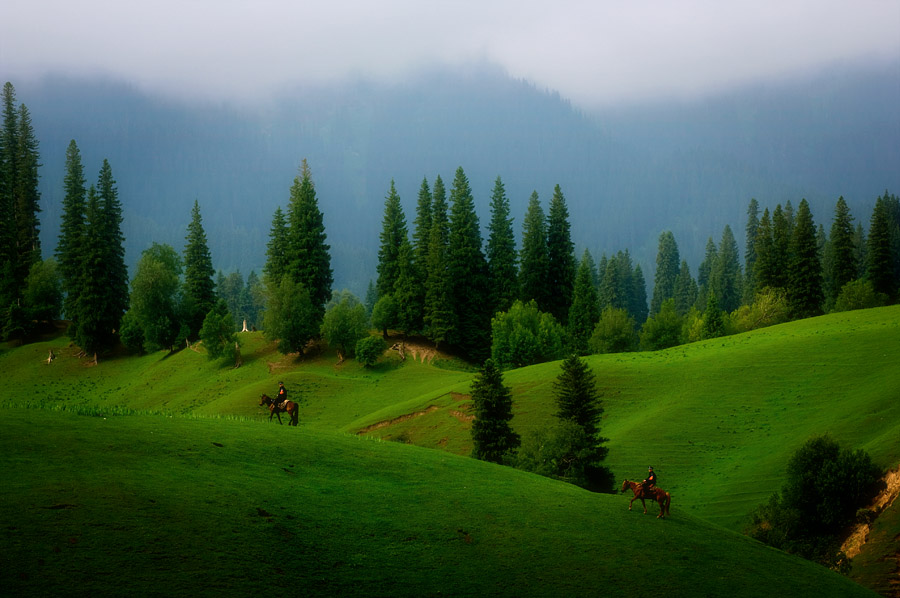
15, 61, 900, 296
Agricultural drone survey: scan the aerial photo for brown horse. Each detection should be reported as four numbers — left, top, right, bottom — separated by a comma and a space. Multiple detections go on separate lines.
259, 394, 299, 426
621, 479, 671, 518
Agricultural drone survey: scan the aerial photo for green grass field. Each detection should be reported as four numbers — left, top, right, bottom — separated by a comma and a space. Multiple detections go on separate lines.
1, 305, 898, 596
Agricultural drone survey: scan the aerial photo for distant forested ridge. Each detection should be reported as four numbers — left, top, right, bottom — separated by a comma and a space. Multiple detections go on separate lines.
11, 61, 898, 294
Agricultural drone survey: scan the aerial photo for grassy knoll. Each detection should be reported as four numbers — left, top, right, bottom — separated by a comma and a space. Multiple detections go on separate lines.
0, 407, 876, 597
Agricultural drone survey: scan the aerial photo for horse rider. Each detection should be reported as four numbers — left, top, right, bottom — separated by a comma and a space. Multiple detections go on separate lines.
642, 466, 657, 495
276, 381, 288, 409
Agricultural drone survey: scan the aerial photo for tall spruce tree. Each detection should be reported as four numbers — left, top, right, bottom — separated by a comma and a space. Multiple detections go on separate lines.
423, 175, 454, 347
568, 249, 600, 355
182, 200, 216, 339
787, 199, 823, 318
710, 224, 742, 313
0, 83, 19, 309
771, 204, 792, 289
754, 207, 776, 291
853, 223, 868, 280
828, 196, 857, 303
867, 193, 897, 300
286, 159, 332, 321
393, 238, 422, 335
546, 184, 576, 324
519, 191, 549, 310
376, 179, 408, 299
486, 176, 518, 315
446, 166, 490, 361
744, 198, 760, 302
696, 237, 717, 308
631, 263, 649, 325
470, 358, 520, 464
650, 231, 680, 315
56, 140, 87, 321
12, 103, 41, 287
263, 206, 289, 287
412, 177, 432, 274
673, 259, 698, 315
97, 159, 128, 328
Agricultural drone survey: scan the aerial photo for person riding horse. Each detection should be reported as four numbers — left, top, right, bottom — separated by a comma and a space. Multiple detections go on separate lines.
642, 466, 657, 496
276, 382, 288, 409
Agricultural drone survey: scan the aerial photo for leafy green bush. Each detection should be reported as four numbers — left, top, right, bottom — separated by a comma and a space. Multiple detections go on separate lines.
588, 307, 636, 354
355, 335, 386, 368
490, 300, 564, 368
745, 435, 883, 569
833, 279, 887, 313
321, 290, 368, 357
639, 299, 683, 350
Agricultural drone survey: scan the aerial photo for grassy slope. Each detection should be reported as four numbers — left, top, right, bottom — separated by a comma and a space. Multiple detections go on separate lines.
1, 306, 898, 593
0, 408, 876, 598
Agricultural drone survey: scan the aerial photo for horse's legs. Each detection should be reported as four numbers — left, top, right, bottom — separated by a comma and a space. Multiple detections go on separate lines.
275, 410, 283, 425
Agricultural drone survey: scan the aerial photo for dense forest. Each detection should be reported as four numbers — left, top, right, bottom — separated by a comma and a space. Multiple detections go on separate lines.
3, 80, 900, 368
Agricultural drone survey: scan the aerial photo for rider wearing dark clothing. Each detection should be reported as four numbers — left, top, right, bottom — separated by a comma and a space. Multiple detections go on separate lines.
642, 467, 657, 495
276, 382, 288, 409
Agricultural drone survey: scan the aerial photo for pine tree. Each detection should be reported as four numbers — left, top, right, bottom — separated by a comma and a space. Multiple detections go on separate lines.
696, 237, 717, 307
744, 198, 760, 302
470, 358, 520, 464
183, 200, 216, 339
412, 177, 432, 275
286, 159, 332, 321
96, 160, 128, 329
867, 193, 896, 300
56, 140, 87, 321
828, 196, 857, 303
568, 250, 600, 355
393, 238, 422, 335
486, 176, 518, 315
710, 224, 742, 313
546, 184, 576, 324
519, 191, 549, 310
423, 175, 454, 347
650, 231, 680, 315
598, 252, 626, 312
12, 103, 41, 287
263, 206, 289, 287
376, 179, 408, 298
754, 207, 776, 292
0, 83, 18, 309
554, 354, 606, 444
771, 204, 791, 289
447, 167, 490, 360
630, 263, 649, 325
673, 260, 697, 316
787, 199, 823, 318
701, 291, 725, 340
853, 223, 868, 280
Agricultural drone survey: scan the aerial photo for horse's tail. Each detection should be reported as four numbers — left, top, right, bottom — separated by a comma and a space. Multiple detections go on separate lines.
665, 492, 671, 516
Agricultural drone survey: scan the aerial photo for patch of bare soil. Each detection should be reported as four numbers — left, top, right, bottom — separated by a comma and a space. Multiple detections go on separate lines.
841, 467, 900, 559
356, 406, 441, 434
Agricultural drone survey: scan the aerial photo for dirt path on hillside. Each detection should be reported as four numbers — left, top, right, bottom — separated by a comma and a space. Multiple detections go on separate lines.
841, 467, 900, 559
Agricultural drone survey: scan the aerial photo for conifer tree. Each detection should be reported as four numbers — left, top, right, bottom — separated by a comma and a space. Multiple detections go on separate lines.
853, 223, 868, 280
650, 231, 680, 315
96, 159, 128, 328
56, 140, 87, 321
546, 184, 576, 324
423, 175, 454, 347
470, 358, 520, 464
376, 179, 408, 298
286, 159, 332, 321
696, 237, 717, 307
598, 252, 626, 312
263, 206, 289, 287
486, 176, 518, 315
519, 191, 549, 310
630, 263, 649, 325
701, 291, 725, 340
568, 250, 600, 355
710, 224, 742, 313
754, 208, 776, 292
828, 196, 857, 303
447, 167, 490, 360
744, 198, 760, 302
183, 200, 216, 339
0, 83, 18, 309
12, 103, 41, 287
393, 238, 422, 335
787, 199, 823, 318
867, 193, 896, 300
553, 354, 608, 458
673, 260, 697, 316
771, 204, 792, 289
412, 177, 432, 274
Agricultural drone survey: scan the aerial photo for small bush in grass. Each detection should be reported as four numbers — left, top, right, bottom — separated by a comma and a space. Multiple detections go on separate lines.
833, 279, 887, 313
355, 335, 386, 367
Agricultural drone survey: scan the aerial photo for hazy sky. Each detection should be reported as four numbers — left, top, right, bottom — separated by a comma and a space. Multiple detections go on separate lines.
2, 0, 899, 107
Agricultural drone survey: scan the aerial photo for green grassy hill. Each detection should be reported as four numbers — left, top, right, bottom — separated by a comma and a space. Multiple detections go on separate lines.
2, 305, 898, 595
0, 408, 876, 597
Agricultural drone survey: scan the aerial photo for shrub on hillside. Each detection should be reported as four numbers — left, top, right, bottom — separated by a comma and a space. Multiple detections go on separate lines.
731, 287, 790, 333
355, 335, 386, 368
490, 300, 565, 369
639, 299, 683, 350
588, 307, 637, 354
321, 290, 368, 359
833, 279, 887, 313
745, 435, 883, 570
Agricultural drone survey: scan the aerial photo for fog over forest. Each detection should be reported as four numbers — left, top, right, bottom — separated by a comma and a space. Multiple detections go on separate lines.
15, 60, 900, 296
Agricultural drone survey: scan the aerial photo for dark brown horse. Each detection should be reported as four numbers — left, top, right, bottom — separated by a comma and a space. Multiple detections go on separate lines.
259, 393, 299, 426
621, 479, 671, 518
